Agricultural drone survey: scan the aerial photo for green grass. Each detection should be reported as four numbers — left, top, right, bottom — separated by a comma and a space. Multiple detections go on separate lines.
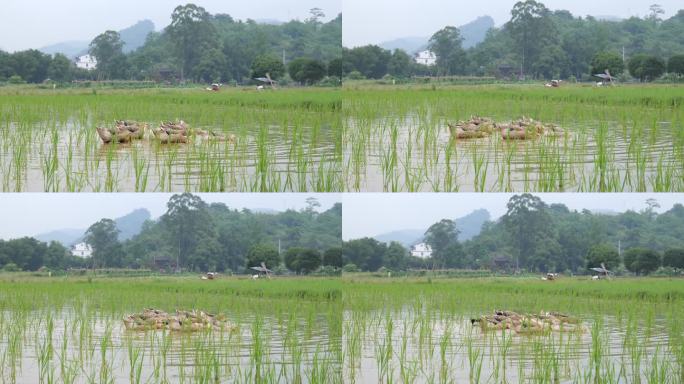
0, 276, 341, 384
343, 83, 684, 192
0, 87, 342, 192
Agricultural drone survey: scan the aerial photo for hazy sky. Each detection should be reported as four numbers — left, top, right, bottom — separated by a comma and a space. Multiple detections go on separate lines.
343, 0, 682, 47
342, 193, 684, 240
0, 193, 341, 240
0, 0, 341, 52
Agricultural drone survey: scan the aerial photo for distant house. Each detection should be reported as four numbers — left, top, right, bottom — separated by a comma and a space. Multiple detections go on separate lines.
151, 256, 177, 272
71, 242, 93, 258
75, 54, 97, 70
491, 254, 513, 272
410, 243, 432, 258
497, 64, 516, 79
414, 50, 437, 66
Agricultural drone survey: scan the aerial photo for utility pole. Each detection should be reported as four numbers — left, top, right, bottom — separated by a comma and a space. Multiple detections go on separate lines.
622, 47, 625, 63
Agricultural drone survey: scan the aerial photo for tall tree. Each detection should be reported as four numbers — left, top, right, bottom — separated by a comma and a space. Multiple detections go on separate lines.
89, 31, 126, 79
250, 55, 286, 80
590, 51, 625, 76
48, 54, 74, 83
507, 0, 555, 78
161, 193, 214, 271
424, 219, 461, 268
502, 194, 553, 271
245, 244, 281, 270
628, 54, 666, 81
388, 49, 413, 78
167, 3, 217, 81
428, 26, 466, 76
322, 247, 343, 268
84, 219, 122, 268
384, 242, 408, 270
585, 243, 620, 271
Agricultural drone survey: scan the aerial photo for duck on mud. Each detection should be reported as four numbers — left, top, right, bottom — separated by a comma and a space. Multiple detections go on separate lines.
470, 310, 583, 334
447, 116, 563, 141
96, 126, 133, 144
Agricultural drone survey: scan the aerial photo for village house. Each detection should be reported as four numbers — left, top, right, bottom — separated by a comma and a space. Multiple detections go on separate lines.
410, 242, 432, 258
414, 50, 437, 66
75, 54, 97, 70
70, 242, 93, 258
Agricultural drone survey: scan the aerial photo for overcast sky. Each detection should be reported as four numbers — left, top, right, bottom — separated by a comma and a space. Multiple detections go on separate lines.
343, 0, 682, 47
0, 193, 341, 240
342, 193, 684, 240
0, 0, 341, 52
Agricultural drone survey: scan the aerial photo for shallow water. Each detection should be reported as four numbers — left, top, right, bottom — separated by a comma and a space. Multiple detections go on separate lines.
345, 308, 680, 383
0, 120, 338, 192
344, 113, 681, 192
0, 309, 340, 383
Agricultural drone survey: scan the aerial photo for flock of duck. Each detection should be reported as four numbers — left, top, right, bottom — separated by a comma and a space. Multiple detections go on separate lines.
123, 308, 237, 332
96, 120, 236, 145
471, 310, 584, 334
448, 116, 565, 140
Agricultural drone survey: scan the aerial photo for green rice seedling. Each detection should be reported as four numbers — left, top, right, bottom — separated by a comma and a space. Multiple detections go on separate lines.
0, 87, 341, 192
0, 277, 341, 383
342, 276, 684, 383
343, 84, 684, 192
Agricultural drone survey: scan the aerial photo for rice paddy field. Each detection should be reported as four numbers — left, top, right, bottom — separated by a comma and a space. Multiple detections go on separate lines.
343, 276, 684, 383
0, 276, 341, 383
343, 84, 684, 192
0, 87, 341, 192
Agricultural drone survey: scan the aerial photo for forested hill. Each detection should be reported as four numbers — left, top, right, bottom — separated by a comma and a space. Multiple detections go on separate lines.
378, 15, 494, 53
344, 195, 684, 275
1, 6, 342, 85
39, 20, 155, 57
0, 195, 342, 273
35, 208, 151, 245
343, 2, 684, 81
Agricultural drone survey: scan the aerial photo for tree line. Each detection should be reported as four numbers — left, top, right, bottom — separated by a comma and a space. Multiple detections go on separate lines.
0, 194, 342, 274
342, 194, 684, 275
0, 4, 342, 85
343, 1, 684, 81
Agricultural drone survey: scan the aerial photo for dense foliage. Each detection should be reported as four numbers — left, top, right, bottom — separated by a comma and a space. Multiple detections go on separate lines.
0, 4, 341, 85
343, 1, 684, 81
344, 194, 684, 275
0, 194, 341, 274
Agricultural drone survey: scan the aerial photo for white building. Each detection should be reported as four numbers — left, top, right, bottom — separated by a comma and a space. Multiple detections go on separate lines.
414, 50, 437, 66
75, 54, 97, 70
410, 243, 432, 258
71, 242, 93, 258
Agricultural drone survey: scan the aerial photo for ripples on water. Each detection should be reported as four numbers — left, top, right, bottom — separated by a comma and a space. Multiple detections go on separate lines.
345, 309, 678, 383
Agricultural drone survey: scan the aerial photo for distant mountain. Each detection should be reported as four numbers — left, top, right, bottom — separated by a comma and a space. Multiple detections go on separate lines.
459, 16, 495, 49
115, 208, 152, 240
252, 208, 279, 214
378, 36, 431, 54
35, 228, 85, 247
255, 19, 285, 25
374, 229, 425, 248
591, 209, 620, 216
378, 15, 495, 54
373, 209, 492, 247
457, 209, 491, 240
38, 41, 90, 58
39, 20, 155, 58
118, 20, 156, 53
34, 208, 151, 246
594, 15, 624, 22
